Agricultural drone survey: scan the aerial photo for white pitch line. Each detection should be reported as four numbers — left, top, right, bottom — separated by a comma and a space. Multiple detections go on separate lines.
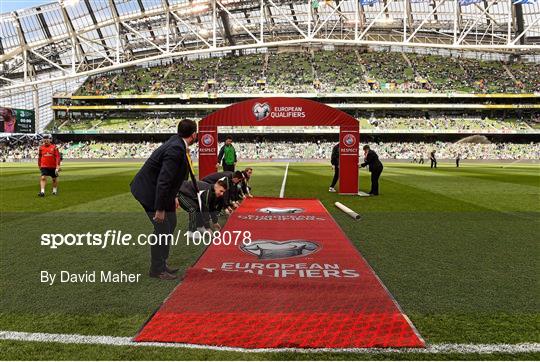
502, 159, 523, 168
0, 331, 539, 354
279, 162, 289, 198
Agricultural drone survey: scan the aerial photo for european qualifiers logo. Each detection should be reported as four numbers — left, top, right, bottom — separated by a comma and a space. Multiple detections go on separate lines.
257, 207, 304, 214
216, 238, 360, 278
252, 102, 307, 121
238, 205, 325, 221
253, 102, 270, 121
240, 239, 319, 260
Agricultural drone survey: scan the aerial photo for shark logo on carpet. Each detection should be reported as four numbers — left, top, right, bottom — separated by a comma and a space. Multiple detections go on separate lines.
257, 207, 304, 214
240, 240, 319, 260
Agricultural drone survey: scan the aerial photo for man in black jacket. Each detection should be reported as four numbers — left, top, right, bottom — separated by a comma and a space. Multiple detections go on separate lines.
329, 143, 339, 193
430, 150, 437, 168
130, 119, 197, 280
360, 145, 384, 196
177, 179, 227, 237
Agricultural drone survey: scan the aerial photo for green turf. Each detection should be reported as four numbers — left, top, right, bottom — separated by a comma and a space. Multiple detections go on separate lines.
0, 161, 539, 360
1, 340, 539, 360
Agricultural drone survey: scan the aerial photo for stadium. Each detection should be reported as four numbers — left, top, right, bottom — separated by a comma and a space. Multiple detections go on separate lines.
0, 0, 539, 359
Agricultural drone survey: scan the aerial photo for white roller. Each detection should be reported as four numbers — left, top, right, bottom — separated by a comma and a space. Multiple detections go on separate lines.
335, 202, 361, 220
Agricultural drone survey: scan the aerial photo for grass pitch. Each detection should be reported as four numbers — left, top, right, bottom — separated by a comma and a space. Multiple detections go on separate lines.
0, 161, 539, 360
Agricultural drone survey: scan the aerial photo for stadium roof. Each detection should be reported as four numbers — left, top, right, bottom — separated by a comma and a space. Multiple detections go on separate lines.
0, 0, 539, 91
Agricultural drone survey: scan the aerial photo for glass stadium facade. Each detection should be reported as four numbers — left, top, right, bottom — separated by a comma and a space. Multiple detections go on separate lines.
0, 0, 539, 131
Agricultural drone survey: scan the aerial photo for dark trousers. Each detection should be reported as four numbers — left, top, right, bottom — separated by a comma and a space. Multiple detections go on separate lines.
456, 159, 460, 167
177, 194, 202, 231
330, 166, 339, 188
223, 164, 235, 172
369, 168, 383, 195
143, 208, 177, 273
431, 159, 437, 168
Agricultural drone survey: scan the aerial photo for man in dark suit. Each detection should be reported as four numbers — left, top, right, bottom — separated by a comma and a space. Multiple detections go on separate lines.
430, 150, 437, 168
130, 119, 197, 280
360, 145, 384, 196
329, 143, 339, 193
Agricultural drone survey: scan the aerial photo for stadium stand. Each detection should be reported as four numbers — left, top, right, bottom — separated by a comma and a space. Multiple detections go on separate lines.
49, 116, 537, 134
73, 50, 540, 96
361, 117, 535, 132
313, 50, 370, 93
2, 139, 538, 162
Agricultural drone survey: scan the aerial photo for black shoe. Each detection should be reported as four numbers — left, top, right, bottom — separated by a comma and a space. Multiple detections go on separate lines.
149, 271, 177, 280
165, 265, 179, 274
38, 192, 45, 197
52, 191, 57, 195
368, 193, 379, 196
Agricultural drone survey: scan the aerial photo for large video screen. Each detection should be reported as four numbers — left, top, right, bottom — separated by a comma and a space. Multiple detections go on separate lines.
0, 107, 35, 133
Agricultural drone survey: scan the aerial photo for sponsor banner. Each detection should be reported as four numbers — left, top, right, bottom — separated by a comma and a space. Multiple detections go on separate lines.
198, 126, 218, 177
135, 197, 424, 348
339, 126, 360, 194
201, 98, 358, 127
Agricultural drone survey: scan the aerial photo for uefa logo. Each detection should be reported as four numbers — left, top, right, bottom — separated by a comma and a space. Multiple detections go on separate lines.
201, 134, 214, 146
253, 102, 270, 121
343, 134, 356, 147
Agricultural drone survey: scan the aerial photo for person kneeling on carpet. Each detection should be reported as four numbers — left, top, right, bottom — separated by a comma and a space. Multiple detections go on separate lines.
202, 171, 244, 214
239, 167, 254, 199
177, 179, 227, 239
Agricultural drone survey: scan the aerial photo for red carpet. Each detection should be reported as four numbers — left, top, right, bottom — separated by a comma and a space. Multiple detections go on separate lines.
135, 197, 424, 349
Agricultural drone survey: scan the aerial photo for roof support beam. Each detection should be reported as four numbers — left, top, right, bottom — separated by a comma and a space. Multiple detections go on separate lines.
513, 3, 525, 46
13, 11, 35, 83
84, 0, 112, 60
135, 0, 157, 41
289, 4, 299, 27
217, 0, 260, 44
162, 0, 184, 49
108, 0, 132, 62
58, 2, 87, 71
35, 8, 52, 40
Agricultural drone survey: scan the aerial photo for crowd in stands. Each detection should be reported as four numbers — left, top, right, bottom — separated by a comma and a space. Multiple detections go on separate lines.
314, 50, 370, 93
406, 54, 522, 93
361, 52, 421, 92
373, 141, 540, 160
50, 115, 537, 133
75, 50, 540, 96
364, 117, 534, 132
2, 139, 538, 162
